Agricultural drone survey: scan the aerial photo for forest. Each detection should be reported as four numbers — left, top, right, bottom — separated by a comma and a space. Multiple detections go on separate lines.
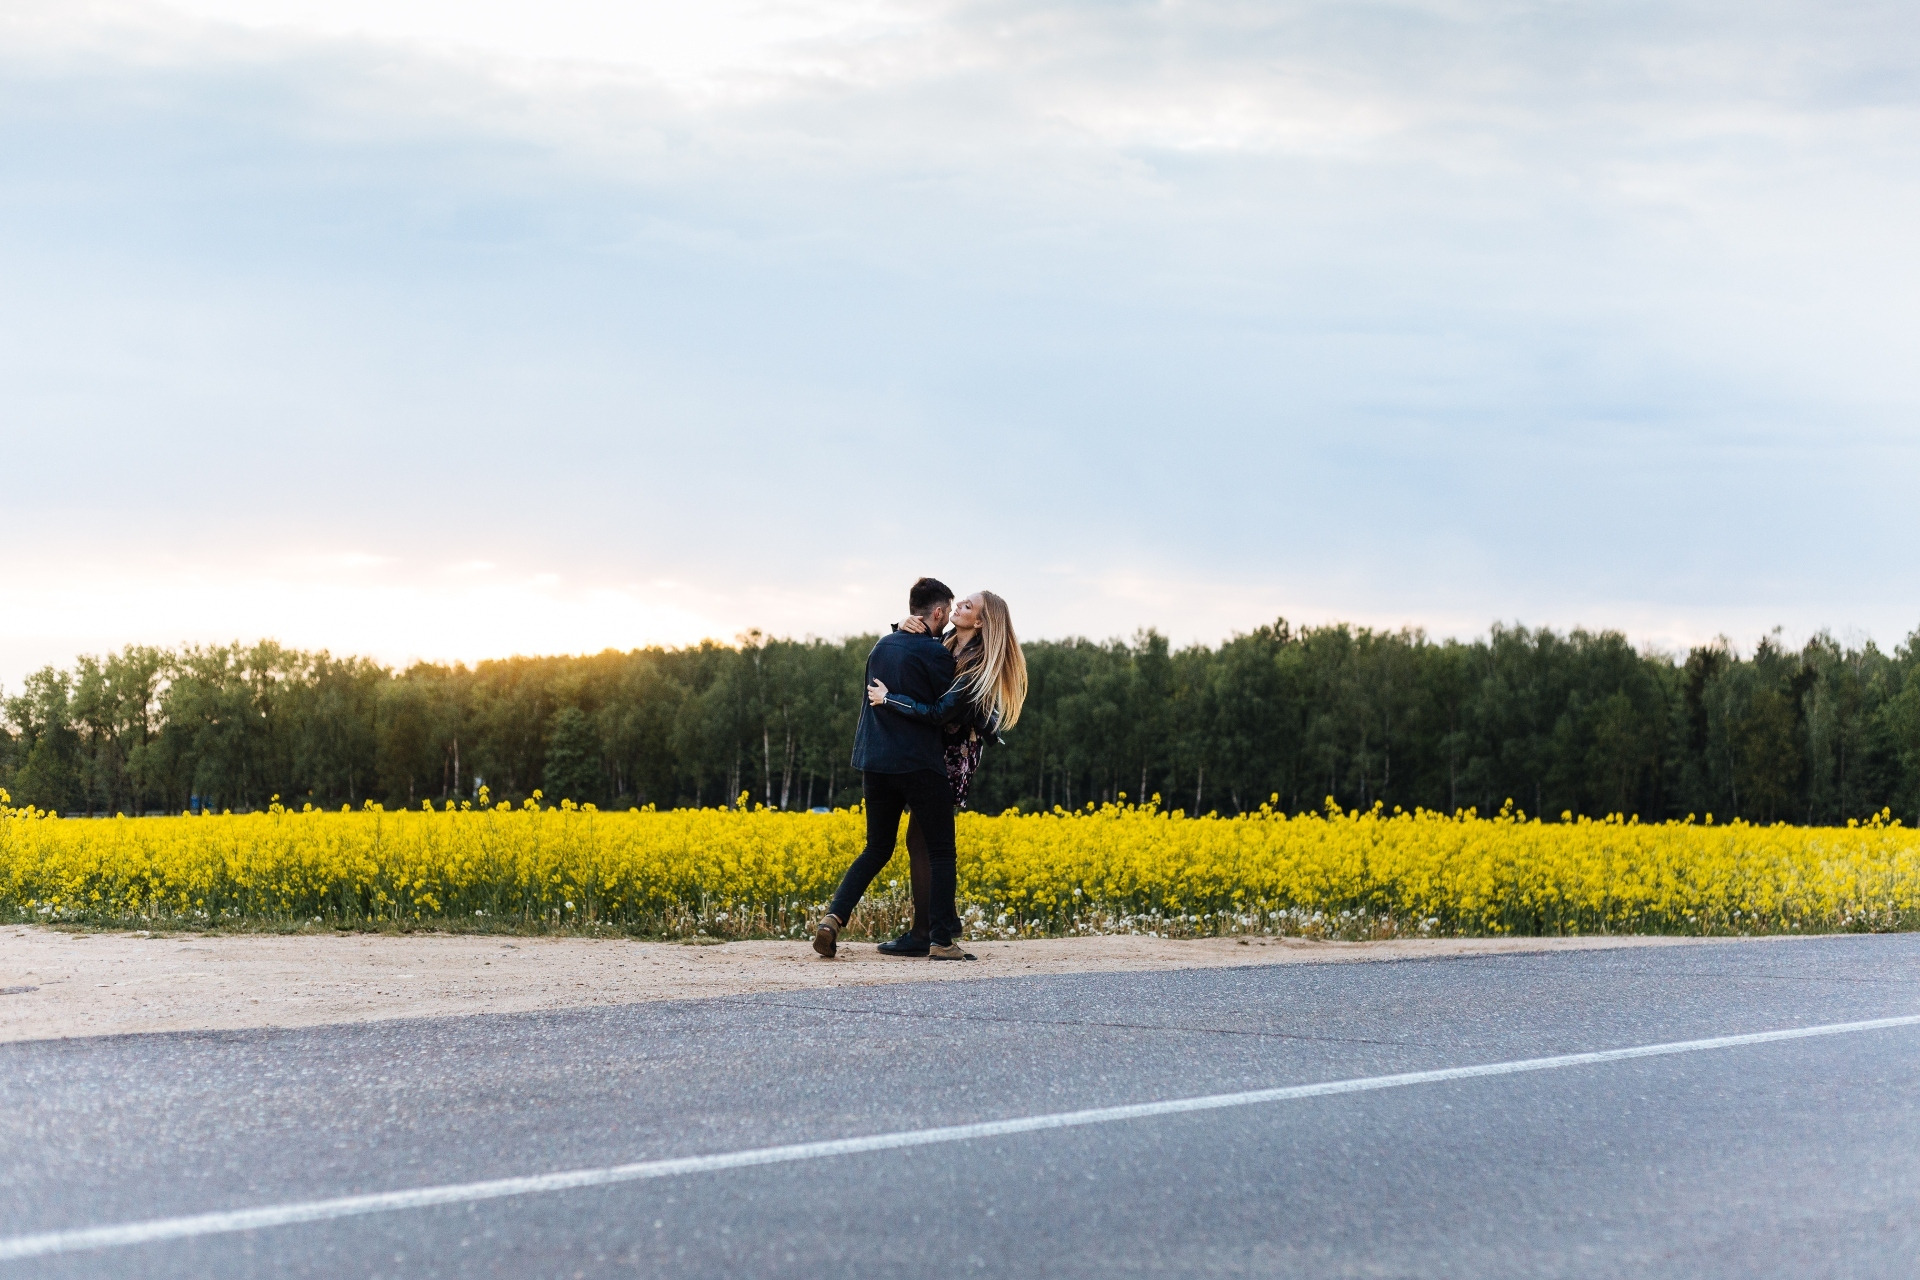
5, 620, 1920, 826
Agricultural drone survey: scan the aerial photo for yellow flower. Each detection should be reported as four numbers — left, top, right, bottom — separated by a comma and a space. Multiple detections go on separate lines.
0, 797, 1914, 938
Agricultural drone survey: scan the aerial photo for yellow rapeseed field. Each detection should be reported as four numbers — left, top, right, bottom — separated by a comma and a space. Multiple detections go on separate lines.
3, 787, 1917, 938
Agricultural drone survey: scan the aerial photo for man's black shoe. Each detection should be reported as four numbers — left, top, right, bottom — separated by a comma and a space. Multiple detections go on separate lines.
876, 931, 931, 957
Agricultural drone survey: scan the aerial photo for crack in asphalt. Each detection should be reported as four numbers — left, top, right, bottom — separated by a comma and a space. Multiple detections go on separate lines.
731, 995, 1436, 1048
1597, 968, 1920, 986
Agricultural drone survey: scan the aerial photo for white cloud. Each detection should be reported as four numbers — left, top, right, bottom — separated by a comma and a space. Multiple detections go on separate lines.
3, 0, 1918, 682
147, 0, 924, 85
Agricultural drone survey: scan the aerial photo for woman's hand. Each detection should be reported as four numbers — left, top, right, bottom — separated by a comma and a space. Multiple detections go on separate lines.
867, 679, 890, 706
897, 615, 929, 635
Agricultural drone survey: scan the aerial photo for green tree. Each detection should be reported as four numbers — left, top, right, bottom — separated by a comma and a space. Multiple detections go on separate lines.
542, 706, 602, 804
5, 667, 81, 811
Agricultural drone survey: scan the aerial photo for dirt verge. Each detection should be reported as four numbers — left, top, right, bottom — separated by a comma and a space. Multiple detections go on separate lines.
0, 926, 1721, 1044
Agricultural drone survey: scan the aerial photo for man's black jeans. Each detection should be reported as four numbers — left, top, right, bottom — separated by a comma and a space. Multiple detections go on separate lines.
827, 769, 960, 945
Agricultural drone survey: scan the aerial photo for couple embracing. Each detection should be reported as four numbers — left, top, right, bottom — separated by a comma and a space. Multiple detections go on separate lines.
812, 577, 1028, 961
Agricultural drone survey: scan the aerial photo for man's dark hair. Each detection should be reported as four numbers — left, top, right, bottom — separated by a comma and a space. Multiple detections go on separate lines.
908, 577, 954, 617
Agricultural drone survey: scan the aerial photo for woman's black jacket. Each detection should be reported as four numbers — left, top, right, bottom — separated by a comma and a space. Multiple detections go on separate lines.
881, 681, 1000, 742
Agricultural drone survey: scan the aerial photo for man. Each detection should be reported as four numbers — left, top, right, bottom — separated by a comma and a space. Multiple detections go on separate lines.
814, 577, 971, 961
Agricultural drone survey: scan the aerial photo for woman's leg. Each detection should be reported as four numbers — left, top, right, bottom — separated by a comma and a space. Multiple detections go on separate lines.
901, 773, 961, 946
904, 813, 932, 941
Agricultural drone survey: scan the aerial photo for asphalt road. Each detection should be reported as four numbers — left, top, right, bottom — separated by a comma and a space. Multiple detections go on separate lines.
5, 935, 1920, 1278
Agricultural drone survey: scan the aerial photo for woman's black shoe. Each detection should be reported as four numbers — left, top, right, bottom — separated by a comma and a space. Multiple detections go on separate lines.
877, 931, 931, 957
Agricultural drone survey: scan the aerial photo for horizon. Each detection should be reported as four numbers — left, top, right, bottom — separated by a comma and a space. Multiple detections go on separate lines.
7, 610, 1916, 693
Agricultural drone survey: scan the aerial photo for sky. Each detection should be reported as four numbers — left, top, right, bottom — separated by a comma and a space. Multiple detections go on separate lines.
3, 0, 1918, 686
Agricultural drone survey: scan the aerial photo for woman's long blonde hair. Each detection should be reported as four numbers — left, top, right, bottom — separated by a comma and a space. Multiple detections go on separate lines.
948, 590, 1027, 731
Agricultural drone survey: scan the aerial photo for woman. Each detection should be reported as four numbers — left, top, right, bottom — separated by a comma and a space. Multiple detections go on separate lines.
865, 589, 1027, 957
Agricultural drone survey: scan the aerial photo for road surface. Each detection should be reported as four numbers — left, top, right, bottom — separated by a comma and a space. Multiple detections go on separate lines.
4, 934, 1918, 1277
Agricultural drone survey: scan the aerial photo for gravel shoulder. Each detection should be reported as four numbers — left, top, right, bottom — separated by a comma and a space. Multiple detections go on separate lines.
0, 926, 1718, 1043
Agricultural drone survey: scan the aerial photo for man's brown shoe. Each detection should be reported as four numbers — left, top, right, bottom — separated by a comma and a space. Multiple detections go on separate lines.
927, 940, 975, 961
812, 914, 844, 959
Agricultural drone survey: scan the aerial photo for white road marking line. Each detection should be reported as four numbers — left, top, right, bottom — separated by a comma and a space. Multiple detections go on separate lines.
4, 1012, 1917, 1262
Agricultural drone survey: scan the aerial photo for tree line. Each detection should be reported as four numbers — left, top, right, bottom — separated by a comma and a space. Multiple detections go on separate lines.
6, 620, 1920, 825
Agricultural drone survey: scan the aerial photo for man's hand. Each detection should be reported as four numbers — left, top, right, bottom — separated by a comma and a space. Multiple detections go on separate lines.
897, 616, 929, 635
867, 679, 890, 706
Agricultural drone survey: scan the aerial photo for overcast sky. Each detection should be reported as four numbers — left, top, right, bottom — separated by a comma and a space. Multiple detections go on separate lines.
3, 0, 1917, 685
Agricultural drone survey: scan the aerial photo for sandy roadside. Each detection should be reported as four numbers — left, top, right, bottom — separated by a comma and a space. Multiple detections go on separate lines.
0, 927, 1721, 1044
